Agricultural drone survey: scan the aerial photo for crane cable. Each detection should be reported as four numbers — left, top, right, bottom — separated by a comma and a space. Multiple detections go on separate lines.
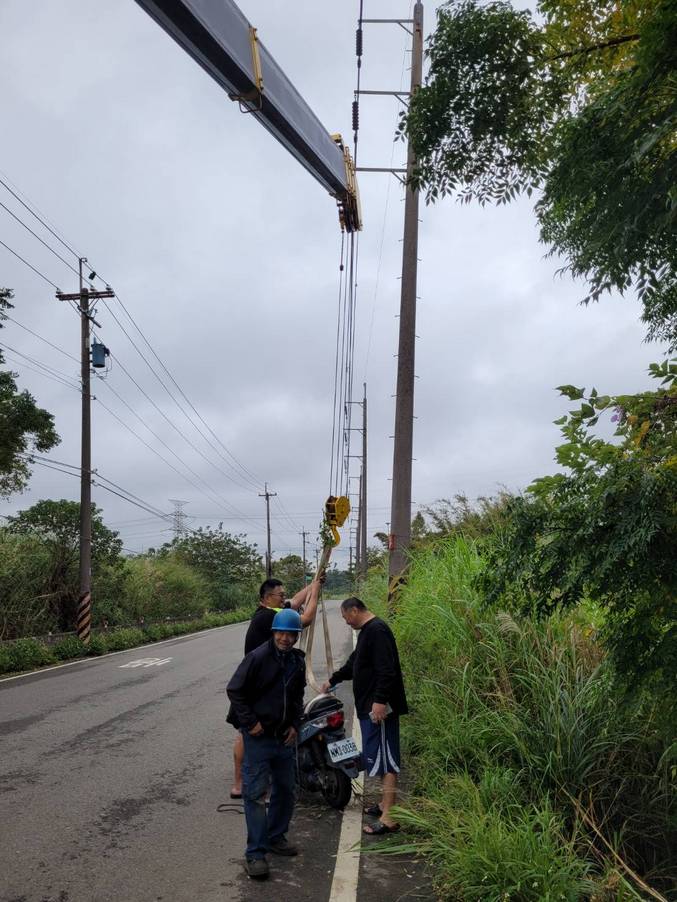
304, 3, 365, 693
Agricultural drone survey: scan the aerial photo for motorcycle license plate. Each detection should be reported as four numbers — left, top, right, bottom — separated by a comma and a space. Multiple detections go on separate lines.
327, 736, 359, 764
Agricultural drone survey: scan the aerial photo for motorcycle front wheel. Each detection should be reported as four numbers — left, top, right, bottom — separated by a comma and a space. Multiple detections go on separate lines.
320, 768, 352, 809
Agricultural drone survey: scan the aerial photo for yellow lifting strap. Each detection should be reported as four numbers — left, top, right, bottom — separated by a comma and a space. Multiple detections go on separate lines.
301, 495, 350, 693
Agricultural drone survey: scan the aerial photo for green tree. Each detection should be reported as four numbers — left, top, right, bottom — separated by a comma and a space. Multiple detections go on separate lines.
0, 288, 59, 495
164, 525, 262, 608
481, 360, 677, 701
401, 0, 676, 345
272, 553, 306, 595
6, 499, 123, 630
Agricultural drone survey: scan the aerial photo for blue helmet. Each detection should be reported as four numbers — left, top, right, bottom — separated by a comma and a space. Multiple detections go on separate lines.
271, 609, 303, 633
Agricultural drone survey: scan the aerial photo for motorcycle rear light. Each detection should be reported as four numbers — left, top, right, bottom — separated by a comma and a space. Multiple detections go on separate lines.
327, 712, 344, 729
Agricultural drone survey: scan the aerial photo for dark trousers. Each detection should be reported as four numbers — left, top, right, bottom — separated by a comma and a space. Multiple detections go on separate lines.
241, 731, 296, 859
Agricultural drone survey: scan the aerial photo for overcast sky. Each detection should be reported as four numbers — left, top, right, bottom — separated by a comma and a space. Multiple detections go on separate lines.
0, 0, 665, 569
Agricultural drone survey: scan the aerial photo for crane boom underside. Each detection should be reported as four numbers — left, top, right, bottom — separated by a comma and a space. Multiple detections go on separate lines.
134, 0, 358, 225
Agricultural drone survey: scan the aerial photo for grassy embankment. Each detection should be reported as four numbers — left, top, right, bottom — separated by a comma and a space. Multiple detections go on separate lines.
362, 538, 676, 901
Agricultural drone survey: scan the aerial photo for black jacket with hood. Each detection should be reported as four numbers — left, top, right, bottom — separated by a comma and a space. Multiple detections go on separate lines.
226, 637, 306, 737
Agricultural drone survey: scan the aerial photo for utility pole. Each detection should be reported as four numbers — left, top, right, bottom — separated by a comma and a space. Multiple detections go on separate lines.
300, 527, 308, 584
355, 474, 362, 576
388, 2, 423, 604
259, 482, 277, 578
360, 382, 368, 580
56, 260, 114, 644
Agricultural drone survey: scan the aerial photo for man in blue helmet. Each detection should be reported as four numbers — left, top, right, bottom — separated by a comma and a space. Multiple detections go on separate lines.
230, 575, 322, 798
226, 608, 306, 880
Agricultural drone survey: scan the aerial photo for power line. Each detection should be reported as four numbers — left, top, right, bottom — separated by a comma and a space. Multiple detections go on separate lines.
93, 372, 247, 514
93, 395, 235, 514
3, 314, 80, 364
0, 199, 81, 278
97, 288, 264, 491
0, 172, 81, 259
0, 237, 61, 289
93, 355, 252, 517
95, 307, 259, 496
0, 345, 81, 392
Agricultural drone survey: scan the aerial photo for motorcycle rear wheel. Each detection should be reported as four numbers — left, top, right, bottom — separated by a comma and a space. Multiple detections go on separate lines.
321, 768, 352, 809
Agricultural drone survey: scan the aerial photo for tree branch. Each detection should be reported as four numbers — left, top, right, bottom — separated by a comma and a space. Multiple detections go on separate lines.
546, 33, 640, 62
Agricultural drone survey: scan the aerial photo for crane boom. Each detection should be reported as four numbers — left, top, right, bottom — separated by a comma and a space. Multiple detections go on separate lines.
134, 0, 361, 231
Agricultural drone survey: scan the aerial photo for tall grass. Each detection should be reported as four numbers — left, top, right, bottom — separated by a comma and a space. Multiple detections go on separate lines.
363, 538, 676, 900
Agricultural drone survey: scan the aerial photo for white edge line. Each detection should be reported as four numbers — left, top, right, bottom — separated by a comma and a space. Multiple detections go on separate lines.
328, 629, 363, 902
0, 621, 246, 683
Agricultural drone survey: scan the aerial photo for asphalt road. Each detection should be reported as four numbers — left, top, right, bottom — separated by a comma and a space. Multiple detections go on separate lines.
0, 601, 356, 902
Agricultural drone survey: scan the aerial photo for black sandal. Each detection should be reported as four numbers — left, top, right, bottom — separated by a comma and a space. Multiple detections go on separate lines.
363, 804, 382, 817
363, 821, 400, 835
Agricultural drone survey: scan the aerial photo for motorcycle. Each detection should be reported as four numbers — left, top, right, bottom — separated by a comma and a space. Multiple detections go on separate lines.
296, 691, 362, 809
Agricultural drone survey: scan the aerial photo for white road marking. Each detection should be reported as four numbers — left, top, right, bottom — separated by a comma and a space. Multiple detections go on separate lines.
118, 657, 172, 668
0, 623, 241, 683
329, 630, 363, 902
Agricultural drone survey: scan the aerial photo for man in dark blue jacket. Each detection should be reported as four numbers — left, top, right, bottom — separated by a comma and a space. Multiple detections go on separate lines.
226, 609, 306, 880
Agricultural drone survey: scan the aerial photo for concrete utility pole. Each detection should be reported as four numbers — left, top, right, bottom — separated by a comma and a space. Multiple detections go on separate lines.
259, 482, 277, 578
388, 2, 423, 603
360, 382, 368, 580
56, 260, 114, 644
300, 527, 308, 583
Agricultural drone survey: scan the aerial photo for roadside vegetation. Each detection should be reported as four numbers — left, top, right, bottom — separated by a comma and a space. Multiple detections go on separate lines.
0, 504, 263, 673
361, 361, 676, 900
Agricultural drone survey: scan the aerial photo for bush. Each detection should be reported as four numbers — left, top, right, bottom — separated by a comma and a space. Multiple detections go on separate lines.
5, 638, 55, 672
122, 556, 211, 621
52, 636, 87, 660
104, 628, 146, 652
366, 537, 677, 899
0, 609, 252, 674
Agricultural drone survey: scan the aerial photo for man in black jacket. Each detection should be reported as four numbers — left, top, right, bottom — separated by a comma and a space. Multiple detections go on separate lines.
322, 597, 408, 835
230, 575, 322, 799
226, 608, 306, 880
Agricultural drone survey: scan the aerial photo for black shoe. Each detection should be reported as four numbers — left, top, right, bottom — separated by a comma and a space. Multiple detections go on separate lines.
245, 857, 270, 879
268, 838, 298, 856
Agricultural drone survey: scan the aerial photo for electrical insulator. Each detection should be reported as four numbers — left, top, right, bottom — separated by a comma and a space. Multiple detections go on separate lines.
355, 27, 363, 57
352, 100, 359, 133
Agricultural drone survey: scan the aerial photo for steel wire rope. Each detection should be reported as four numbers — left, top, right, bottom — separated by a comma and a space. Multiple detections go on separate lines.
96, 302, 258, 497
92, 371, 249, 519
328, 231, 347, 495
333, 244, 352, 496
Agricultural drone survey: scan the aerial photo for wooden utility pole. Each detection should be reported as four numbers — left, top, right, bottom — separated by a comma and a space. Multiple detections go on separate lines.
259, 482, 277, 578
56, 260, 114, 643
359, 382, 368, 580
388, 2, 423, 604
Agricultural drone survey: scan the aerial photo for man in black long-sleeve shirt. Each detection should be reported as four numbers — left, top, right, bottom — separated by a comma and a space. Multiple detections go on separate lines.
322, 597, 408, 835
